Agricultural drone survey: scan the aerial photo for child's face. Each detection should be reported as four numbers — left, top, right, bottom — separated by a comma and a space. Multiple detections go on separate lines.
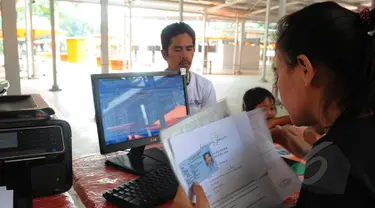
256, 97, 276, 119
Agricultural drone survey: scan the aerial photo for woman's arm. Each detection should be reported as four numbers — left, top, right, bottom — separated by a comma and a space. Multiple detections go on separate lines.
271, 125, 312, 158
267, 115, 292, 129
303, 127, 322, 145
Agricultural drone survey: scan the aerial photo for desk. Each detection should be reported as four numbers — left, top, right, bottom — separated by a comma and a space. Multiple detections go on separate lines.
72, 150, 172, 208
73, 147, 302, 208
33, 192, 76, 208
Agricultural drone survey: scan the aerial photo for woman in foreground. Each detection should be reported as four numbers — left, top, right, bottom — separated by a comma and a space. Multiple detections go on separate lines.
174, 2, 375, 207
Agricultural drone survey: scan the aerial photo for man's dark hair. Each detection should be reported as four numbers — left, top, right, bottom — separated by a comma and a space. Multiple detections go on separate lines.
161, 22, 196, 53
203, 152, 212, 160
242, 87, 275, 112
276, 1, 375, 115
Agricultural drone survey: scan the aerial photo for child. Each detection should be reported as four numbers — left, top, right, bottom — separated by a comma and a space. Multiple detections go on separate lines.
242, 87, 321, 146
242, 87, 292, 128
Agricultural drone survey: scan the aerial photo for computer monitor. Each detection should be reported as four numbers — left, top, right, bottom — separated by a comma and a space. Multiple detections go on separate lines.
91, 71, 189, 175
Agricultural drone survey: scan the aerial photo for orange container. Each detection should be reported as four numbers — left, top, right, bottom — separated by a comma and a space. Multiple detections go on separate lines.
110, 59, 123, 70
96, 57, 101, 67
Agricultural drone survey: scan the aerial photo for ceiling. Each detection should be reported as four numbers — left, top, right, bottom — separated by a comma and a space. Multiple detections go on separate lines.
54, 0, 373, 22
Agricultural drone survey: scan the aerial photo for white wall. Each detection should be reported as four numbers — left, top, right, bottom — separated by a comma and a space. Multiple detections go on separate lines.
240, 45, 260, 71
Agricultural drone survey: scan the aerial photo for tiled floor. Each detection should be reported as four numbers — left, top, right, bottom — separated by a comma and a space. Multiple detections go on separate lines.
19, 64, 277, 157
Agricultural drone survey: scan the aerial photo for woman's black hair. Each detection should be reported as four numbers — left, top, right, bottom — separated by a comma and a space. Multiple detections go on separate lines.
242, 87, 275, 112
276, 2, 375, 116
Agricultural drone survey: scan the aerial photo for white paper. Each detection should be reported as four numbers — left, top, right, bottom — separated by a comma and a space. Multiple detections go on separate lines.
0, 187, 13, 208
247, 110, 302, 200
161, 102, 301, 207
160, 99, 231, 140
168, 112, 283, 208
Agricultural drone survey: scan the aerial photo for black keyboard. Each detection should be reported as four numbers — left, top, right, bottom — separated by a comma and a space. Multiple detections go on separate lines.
103, 165, 179, 207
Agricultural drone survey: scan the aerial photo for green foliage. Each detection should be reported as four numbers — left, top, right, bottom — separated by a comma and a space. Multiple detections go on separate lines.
16, 1, 95, 37
32, 0, 51, 20
59, 16, 95, 37
16, 0, 52, 21
269, 31, 276, 43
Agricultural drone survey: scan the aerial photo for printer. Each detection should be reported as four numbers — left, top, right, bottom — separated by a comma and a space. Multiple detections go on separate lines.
0, 93, 72, 208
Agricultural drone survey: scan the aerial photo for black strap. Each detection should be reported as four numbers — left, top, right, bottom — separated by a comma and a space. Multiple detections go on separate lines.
186, 71, 191, 86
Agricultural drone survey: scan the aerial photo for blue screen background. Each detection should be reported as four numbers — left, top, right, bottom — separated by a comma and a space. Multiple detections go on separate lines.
97, 75, 187, 146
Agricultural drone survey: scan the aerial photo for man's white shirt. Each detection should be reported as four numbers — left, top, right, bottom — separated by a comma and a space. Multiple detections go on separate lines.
187, 71, 217, 115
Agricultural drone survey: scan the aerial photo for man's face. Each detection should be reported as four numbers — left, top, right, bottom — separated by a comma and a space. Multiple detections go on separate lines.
162, 33, 195, 71
204, 154, 212, 165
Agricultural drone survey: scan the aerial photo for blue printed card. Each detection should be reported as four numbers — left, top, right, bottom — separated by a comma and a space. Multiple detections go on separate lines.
178, 144, 219, 187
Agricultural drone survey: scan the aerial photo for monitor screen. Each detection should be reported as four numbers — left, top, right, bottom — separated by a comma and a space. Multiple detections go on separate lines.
97, 75, 188, 147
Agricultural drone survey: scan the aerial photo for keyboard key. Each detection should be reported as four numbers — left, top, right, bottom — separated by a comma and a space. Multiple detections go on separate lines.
124, 196, 134, 201
103, 165, 179, 207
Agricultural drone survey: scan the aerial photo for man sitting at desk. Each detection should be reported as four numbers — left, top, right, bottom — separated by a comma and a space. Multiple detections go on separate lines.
161, 22, 217, 115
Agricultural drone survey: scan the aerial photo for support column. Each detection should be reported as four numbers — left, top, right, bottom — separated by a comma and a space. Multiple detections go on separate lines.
279, 0, 286, 19
272, 0, 286, 104
24, 0, 31, 78
28, 0, 37, 78
123, 8, 127, 70
179, 0, 184, 22
237, 20, 245, 75
1, 0, 21, 95
49, 0, 61, 91
201, 12, 207, 74
128, 3, 133, 70
100, 0, 109, 73
232, 17, 239, 75
260, 0, 271, 82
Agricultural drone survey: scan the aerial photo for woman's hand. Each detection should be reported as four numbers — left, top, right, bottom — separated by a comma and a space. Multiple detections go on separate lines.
267, 116, 292, 129
303, 127, 321, 145
173, 183, 210, 208
270, 125, 312, 158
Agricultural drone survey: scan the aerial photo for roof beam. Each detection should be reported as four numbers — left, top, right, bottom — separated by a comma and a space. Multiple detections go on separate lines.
206, 0, 250, 12
248, 1, 300, 15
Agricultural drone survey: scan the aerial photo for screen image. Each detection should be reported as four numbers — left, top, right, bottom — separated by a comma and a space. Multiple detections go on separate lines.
98, 75, 187, 146
0, 132, 18, 149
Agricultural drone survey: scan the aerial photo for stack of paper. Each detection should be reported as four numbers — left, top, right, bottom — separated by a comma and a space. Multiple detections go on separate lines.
0, 186, 13, 208
161, 100, 301, 208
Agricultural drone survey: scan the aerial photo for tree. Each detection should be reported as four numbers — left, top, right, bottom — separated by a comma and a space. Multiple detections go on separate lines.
15, 0, 95, 37
59, 16, 95, 37
16, 0, 52, 21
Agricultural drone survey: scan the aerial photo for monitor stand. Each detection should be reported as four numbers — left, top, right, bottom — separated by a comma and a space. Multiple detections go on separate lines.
105, 146, 169, 175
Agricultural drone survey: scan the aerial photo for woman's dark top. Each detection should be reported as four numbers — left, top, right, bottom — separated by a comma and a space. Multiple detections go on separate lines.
296, 112, 375, 207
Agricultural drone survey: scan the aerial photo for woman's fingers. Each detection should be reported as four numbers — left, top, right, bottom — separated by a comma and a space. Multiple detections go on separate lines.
271, 125, 312, 158
193, 183, 210, 208
270, 125, 287, 145
173, 184, 210, 208
173, 185, 193, 208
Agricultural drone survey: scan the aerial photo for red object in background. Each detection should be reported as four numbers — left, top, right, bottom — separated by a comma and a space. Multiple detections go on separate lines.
33, 192, 76, 208
274, 143, 306, 164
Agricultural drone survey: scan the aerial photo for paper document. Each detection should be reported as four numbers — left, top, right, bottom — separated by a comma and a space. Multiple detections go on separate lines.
160, 99, 231, 141
161, 102, 301, 208
0, 186, 13, 208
